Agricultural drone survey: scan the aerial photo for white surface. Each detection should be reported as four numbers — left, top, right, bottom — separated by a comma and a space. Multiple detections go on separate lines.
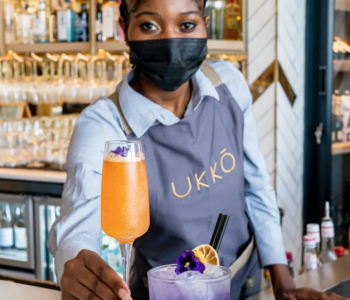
0, 168, 66, 184
0, 280, 61, 300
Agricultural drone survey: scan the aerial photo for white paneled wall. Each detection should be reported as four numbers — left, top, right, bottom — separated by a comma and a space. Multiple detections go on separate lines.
248, 0, 306, 268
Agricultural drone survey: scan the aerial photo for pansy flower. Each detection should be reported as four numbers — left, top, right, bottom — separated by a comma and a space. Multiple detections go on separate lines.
110, 146, 129, 157
175, 250, 205, 275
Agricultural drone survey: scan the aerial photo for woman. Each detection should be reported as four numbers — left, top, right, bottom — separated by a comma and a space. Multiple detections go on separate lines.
48, 0, 343, 300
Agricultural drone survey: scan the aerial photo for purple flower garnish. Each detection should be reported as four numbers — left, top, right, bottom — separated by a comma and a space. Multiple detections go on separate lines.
175, 250, 205, 275
110, 146, 129, 157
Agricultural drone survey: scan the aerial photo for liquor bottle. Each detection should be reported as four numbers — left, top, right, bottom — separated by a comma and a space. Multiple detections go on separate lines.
75, 3, 89, 42
303, 236, 318, 272
205, 0, 226, 40
320, 202, 337, 263
0, 203, 14, 248
4, 2, 16, 44
16, 2, 34, 44
49, 1, 62, 43
102, 0, 120, 41
224, 0, 242, 40
332, 90, 344, 143
14, 206, 27, 250
57, 0, 77, 42
96, 3, 103, 41
307, 224, 321, 255
34, 1, 49, 43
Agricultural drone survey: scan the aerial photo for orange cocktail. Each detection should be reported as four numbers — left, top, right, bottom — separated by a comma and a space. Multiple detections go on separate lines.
101, 158, 150, 243
101, 141, 150, 283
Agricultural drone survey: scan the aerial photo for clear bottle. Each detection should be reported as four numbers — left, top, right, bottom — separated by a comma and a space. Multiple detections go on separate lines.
4, 2, 16, 44
306, 223, 322, 266
96, 3, 103, 41
49, 1, 62, 43
16, 2, 34, 44
57, 0, 76, 42
0, 203, 14, 248
102, 0, 120, 41
14, 206, 27, 250
75, 3, 89, 42
34, 0, 49, 43
303, 235, 318, 272
205, 0, 226, 40
224, 0, 242, 40
320, 202, 337, 263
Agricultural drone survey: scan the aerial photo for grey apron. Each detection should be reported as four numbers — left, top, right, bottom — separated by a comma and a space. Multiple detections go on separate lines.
110, 64, 261, 300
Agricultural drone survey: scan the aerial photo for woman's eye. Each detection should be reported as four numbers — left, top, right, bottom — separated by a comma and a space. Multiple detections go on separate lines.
180, 22, 196, 31
141, 23, 158, 31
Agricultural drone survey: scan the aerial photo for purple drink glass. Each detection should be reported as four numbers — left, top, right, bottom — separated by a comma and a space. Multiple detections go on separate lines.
148, 264, 231, 300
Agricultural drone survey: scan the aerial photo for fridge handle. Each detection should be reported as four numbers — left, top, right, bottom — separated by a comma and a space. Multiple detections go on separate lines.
319, 66, 327, 96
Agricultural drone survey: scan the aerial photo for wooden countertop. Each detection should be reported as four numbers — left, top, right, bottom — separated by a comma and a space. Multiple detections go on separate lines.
249, 255, 350, 300
0, 280, 61, 300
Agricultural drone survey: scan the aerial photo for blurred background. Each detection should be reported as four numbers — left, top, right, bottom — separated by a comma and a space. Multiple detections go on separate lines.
0, 0, 348, 288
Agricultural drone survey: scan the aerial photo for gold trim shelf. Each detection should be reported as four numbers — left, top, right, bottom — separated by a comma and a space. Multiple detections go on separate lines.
332, 141, 350, 155
4, 42, 90, 53
335, 0, 350, 11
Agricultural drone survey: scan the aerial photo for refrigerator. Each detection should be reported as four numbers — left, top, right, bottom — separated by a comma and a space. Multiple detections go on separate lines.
305, 0, 350, 247
34, 196, 123, 282
0, 193, 35, 270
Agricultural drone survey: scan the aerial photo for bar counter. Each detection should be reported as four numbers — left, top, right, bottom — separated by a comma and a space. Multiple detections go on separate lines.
1, 255, 350, 300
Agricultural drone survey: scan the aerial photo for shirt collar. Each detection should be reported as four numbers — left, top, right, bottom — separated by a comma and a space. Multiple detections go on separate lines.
117, 67, 220, 138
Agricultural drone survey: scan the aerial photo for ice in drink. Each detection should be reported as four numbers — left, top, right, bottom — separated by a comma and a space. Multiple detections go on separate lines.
148, 264, 231, 300
101, 152, 150, 243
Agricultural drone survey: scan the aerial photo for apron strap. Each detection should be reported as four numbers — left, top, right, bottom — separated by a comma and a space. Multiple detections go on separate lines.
200, 64, 223, 88
109, 91, 133, 135
229, 237, 255, 279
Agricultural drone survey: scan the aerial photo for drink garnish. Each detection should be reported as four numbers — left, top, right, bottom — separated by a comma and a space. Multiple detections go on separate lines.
175, 250, 205, 275
110, 146, 129, 157
193, 244, 220, 266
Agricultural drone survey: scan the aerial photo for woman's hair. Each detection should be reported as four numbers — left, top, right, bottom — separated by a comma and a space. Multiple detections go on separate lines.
120, 0, 207, 23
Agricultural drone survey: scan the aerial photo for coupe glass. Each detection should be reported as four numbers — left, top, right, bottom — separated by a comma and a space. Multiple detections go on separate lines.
101, 141, 150, 284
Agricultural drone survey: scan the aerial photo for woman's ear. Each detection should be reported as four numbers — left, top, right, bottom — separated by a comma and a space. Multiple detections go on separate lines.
204, 15, 210, 28
119, 16, 129, 45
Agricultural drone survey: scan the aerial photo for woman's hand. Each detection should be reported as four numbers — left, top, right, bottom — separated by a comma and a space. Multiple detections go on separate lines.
61, 249, 132, 300
275, 288, 347, 300
269, 265, 348, 300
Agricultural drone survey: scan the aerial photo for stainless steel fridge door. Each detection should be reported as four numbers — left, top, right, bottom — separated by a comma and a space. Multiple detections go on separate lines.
33, 196, 61, 282
0, 193, 34, 269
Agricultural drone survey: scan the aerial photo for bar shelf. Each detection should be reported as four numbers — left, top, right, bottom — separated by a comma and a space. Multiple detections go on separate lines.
4, 42, 90, 54
332, 141, 350, 155
335, 0, 350, 12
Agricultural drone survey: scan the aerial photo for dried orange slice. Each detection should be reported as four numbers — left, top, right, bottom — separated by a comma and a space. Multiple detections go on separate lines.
192, 244, 220, 266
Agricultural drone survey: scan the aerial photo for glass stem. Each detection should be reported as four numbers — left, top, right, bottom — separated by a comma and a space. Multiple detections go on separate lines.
119, 243, 132, 285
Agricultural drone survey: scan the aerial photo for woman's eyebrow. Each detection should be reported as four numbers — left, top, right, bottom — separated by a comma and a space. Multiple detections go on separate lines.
135, 11, 160, 18
180, 11, 202, 16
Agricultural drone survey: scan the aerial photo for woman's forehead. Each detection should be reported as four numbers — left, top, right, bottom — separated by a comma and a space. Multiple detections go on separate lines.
127, 0, 204, 13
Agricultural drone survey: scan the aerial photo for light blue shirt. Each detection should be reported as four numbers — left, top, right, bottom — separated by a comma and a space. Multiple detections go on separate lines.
48, 60, 287, 286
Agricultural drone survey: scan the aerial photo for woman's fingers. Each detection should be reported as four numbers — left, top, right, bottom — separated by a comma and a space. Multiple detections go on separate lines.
80, 250, 130, 299
65, 279, 103, 300
76, 265, 119, 300
62, 291, 79, 300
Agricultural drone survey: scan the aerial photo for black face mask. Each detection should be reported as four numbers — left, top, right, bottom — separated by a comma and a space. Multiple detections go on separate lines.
129, 38, 208, 92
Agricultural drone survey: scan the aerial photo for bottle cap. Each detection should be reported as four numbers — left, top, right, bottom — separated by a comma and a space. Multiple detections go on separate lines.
307, 223, 320, 243
304, 235, 316, 248
335, 246, 345, 258
286, 252, 293, 262
321, 220, 334, 238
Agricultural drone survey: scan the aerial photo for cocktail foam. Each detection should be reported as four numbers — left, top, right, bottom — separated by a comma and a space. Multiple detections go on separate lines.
104, 152, 145, 162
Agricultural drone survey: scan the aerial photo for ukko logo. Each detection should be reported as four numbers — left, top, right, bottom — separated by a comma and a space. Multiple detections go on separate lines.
171, 149, 236, 198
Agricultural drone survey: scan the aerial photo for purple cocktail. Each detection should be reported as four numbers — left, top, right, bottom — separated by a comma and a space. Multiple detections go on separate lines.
148, 264, 231, 300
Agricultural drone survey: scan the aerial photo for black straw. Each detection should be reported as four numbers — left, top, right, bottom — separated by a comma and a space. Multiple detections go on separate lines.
210, 214, 230, 252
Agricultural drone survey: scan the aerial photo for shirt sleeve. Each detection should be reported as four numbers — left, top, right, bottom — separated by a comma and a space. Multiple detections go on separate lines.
47, 99, 126, 285
210, 61, 287, 267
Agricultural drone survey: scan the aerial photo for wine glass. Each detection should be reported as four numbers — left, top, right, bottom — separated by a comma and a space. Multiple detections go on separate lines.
101, 141, 150, 284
